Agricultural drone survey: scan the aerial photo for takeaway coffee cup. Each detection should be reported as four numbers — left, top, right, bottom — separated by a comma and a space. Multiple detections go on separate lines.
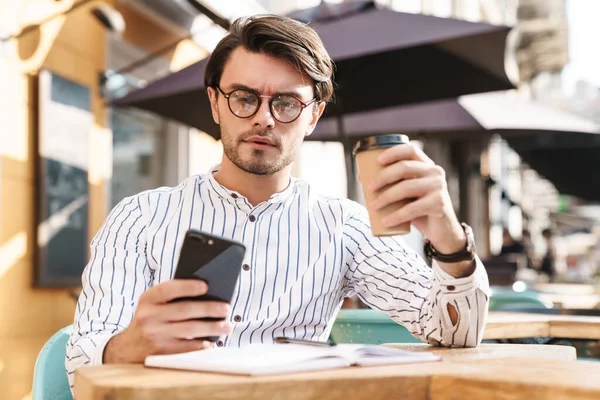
353, 134, 411, 237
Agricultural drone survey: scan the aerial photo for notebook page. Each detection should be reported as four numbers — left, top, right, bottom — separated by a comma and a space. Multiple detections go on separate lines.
352, 346, 441, 367
145, 343, 344, 375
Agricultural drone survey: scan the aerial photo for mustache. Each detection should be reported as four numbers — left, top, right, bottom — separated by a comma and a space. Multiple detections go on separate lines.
238, 129, 280, 147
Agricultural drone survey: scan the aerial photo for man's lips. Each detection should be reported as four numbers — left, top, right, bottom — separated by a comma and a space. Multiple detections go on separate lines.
245, 136, 276, 147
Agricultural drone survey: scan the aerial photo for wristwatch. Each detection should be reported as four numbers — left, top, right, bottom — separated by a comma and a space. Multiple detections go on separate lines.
424, 223, 476, 263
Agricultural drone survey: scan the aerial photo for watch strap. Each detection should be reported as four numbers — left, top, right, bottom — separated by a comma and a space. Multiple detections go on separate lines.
425, 240, 474, 263
424, 223, 476, 263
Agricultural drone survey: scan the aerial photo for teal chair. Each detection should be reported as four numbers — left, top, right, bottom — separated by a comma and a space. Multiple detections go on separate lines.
330, 309, 421, 344
488, 286, 549, 311
32, 325, 73, 400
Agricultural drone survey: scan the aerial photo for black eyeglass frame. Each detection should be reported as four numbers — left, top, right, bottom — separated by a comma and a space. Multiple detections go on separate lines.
214, 85, 318, 124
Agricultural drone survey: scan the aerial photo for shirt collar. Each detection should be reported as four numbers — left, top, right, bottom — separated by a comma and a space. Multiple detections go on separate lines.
203, 164, 298, 206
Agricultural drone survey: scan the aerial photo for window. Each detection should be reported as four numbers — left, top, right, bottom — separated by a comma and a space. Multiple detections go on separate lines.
107, 37, 189, 209
110, 108, 165, 208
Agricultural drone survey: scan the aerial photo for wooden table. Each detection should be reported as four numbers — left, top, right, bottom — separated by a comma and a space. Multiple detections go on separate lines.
532, 283, 600, 295
531, 283, 600, 309
75, 344, 598, 400
429, 359, 600, 400
485, 311, 600, 340
537, 293, 600, 309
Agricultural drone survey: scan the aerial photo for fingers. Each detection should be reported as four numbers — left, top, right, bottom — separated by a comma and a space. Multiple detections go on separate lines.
161, 320, 233, 340
134, 319, 231, 356
370, 176, 444, 211
151, 338, 213, 356
142, 279, 208, 304
161, 300, 231, 322
369, 160, 443, 192
378, 143, 434, 166
165, 339, 214, 355
126, 281, 229, 361
367, 144, 451, 227
370, 162, 446, 211
382, 192, 450, 228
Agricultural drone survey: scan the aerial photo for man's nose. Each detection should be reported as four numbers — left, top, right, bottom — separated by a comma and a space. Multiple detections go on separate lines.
250, 99, 275, 129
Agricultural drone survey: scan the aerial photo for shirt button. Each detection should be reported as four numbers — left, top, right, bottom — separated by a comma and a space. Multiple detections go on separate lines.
216, 340, 224, 347
231, 193, 238, 199
242, 264, 250, 271
447, 285, 456, 291
249, 215, 256, 222
234, 315, 242, 322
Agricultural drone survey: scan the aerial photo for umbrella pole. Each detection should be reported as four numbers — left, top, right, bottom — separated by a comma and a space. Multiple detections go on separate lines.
343, 140, 358, 200
338, 114, 358, 200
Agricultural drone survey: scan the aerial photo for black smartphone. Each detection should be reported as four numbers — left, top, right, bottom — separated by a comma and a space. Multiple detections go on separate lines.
172, 229, 246, 341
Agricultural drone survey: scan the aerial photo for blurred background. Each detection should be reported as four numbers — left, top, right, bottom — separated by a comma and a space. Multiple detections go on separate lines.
1, 0, 600, 398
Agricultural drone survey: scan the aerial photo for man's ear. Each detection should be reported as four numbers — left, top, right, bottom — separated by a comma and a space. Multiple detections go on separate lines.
207, 87, 220, 125
305, 101, 326, 138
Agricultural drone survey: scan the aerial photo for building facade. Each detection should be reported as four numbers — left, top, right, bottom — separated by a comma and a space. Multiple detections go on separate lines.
0, 1, 210, 397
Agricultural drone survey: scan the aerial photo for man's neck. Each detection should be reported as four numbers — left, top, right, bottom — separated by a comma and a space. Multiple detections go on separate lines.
213, 158, 292, 207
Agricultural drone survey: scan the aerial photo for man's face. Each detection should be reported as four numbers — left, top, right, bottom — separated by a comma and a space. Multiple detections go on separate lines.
208, 46, 326, 175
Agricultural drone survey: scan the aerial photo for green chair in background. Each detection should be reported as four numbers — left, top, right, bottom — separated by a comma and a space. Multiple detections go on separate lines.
488, 286, 549, 311
330, 309, 421, 344
32, 325, 73, 400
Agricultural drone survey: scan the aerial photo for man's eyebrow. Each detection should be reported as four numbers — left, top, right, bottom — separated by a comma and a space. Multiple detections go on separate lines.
226, 82, 258, 92
225, 82, 307, 99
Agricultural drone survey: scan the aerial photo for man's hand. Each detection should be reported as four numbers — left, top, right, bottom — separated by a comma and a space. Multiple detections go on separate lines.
368, 143, 473, 277
103, 279, 232, 364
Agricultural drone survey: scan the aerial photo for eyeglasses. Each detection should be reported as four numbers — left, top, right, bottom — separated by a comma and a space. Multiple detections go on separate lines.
215, 86, 317, 124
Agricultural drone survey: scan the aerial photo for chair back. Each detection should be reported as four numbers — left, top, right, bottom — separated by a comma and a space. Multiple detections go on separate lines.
330, 309, 422, 344
32, 325, 73, 400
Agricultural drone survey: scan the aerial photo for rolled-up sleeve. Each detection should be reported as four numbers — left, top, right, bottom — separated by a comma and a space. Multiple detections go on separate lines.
344, 209, 490, 348
65, 195, 151, 388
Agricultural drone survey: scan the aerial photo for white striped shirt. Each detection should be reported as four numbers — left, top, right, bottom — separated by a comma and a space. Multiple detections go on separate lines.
66, 166, 490, 387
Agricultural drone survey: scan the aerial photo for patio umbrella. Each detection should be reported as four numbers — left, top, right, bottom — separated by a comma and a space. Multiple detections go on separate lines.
112, 0, 512, 138
112, 1, 513, 198
311, 91, 600, 201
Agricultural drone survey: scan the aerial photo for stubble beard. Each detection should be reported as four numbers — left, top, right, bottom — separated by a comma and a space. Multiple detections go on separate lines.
220, 121, 301, 176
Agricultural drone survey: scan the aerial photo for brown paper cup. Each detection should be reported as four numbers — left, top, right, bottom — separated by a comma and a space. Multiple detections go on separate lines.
354, 135, 411, 237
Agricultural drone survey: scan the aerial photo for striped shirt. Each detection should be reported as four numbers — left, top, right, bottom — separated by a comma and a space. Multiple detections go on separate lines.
66, 166, 490, 387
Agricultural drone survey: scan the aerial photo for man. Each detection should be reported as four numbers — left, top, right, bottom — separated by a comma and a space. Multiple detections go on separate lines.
66, 14, 490, 387
500, 228, 525, 256
541, 228, 557, 280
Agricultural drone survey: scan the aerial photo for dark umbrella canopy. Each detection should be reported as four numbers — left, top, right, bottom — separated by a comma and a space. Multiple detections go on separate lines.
515, 147, 600, 202
288, 1, 512, 117
311, 91, 600, 201
112, 1, 513, 139
310, 97, 481, 141
111, 57, 213, 135
311, 91, 600, 141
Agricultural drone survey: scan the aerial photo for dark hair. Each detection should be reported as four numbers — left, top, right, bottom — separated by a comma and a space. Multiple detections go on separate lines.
204, 14, 334, 103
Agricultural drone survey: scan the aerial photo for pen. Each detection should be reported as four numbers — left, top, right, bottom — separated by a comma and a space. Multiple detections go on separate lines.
274, 336, 336, 347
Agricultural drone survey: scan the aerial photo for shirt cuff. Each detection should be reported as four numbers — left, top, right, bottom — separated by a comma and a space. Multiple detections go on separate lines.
90, 334, 115, 366
431, 256, 490, 298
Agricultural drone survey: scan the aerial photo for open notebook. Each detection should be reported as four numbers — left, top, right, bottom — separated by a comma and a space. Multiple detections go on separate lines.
145, 343, 441, 375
